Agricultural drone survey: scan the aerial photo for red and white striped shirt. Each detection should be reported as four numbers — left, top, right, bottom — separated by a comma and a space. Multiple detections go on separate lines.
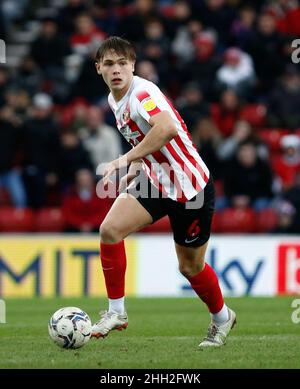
108, 76, 210, 202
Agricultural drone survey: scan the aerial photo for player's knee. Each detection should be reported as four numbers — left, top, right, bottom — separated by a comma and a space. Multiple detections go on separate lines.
179, 263, 194, 278
179, 260, 205, 278
99, 221, 123, 244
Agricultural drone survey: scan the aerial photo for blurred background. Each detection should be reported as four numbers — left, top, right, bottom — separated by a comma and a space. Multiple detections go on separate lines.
0, 0, 300, 299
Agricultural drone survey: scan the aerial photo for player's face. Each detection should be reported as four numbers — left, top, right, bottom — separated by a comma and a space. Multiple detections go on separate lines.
96, 50, 135, 100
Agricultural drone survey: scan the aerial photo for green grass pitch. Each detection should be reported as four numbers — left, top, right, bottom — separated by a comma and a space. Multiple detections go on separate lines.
0, 296, 299, 369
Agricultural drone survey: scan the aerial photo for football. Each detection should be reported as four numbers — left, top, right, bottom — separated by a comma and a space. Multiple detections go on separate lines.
48, 307, 92, 349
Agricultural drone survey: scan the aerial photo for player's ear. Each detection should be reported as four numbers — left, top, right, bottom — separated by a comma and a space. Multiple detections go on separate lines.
95, 62, 101, 75
132, 61, 135, 72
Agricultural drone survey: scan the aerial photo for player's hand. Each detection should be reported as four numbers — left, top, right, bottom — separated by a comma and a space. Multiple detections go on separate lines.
118, 173, 136, 193
102, 155, 129, 187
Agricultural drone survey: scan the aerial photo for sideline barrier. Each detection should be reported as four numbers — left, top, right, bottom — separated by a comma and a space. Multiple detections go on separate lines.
0, 234, 299, 297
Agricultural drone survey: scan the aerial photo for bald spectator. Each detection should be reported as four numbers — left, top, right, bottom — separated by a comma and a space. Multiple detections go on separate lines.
78, 106, 122, 170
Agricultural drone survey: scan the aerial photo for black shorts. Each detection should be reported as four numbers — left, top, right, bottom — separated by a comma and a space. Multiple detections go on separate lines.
127, 172, 215, 247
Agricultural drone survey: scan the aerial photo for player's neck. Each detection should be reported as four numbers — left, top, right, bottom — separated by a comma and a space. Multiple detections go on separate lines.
111, 77, 133, 102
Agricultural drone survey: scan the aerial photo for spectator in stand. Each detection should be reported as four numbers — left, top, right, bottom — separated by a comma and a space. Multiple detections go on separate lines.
0, 67, 11, 107
70, 13, 106, 57
218, 120, 252, 161
58, 0, 88, 36
0, 2, 7, 40
0, 109, 27, 208
61, 99, 90, 133
13, 56, 44, 96
3, 88, 31, 127
218, 120, 269, 161
192, 0, 237, 46
70, 49, 107, 103
92, 0, 118, 36
231, 5, 256, 50
283, 171, 300, 232
272, 200, 297, 234
223, 141, 273, 210
23, 93, 60, 208
78, 106, 122, 171
176, 82, 210, 132
136, 60, 159, 84
272, 134, 300, 190
273, 0, 300, 36
62, 169, 113, 233
246, 12, 284, 95
211, 89, 242, 137
0, 0, 28, 33
192, 117, 222, 180
216, 47, 255, 99
138, 18, 171, 89
172, 19, 203, 66
165, 0, 193, 40
181, 31, 220, 99
58, 131, 93, 188
267, 64, 300, 129
117, 0, 159, 43
30, 17, 71, 79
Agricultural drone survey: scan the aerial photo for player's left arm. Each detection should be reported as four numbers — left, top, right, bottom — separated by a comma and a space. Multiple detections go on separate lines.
126, 110, 177, 163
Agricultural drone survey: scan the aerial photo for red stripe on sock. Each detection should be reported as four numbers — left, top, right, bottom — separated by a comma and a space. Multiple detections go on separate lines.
188, 263, 224, 314
100, 240, 126, 299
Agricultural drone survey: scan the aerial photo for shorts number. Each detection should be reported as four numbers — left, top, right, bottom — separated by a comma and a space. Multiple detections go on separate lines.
187, 219, 200, 237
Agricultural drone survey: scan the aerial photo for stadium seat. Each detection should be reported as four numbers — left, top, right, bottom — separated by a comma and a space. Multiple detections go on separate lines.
258, 128, 290, 152
35, 208, 65, 232
219, 207, 256, 233
214, 180, 224, 198
240, 104, 267, 127
211, 211, 222, 233
0, 207, 34, 232
256, 208, 278, 232
139, 215, 171, 233
0, 188, 11, 206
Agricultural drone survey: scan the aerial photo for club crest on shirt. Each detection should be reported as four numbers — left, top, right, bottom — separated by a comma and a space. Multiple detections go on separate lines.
120, 123, 140, 145
142, 97, 156, 112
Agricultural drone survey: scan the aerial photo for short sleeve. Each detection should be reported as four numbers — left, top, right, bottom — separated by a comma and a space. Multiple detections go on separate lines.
131, 87, 170, 123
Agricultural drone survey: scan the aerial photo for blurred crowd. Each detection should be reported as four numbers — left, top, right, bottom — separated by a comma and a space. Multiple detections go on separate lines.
1, 0, 300, 233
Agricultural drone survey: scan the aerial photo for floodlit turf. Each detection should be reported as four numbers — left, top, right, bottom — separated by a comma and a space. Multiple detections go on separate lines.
0, 296, 299, 369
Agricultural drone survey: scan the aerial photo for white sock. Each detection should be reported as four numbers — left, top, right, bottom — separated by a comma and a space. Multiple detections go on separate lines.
108, 297, 125, 314
211, 304, 229, 324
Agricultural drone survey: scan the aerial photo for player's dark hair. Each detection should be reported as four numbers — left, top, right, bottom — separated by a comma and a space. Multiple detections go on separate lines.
95, 36, 136, 63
